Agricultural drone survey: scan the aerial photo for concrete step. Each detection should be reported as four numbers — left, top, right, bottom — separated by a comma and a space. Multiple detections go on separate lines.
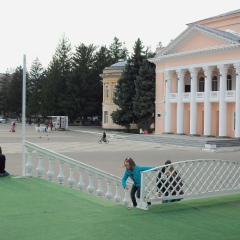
123, 134, 240, 148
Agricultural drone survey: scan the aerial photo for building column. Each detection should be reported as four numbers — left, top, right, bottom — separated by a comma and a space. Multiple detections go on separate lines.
234, 63, 240, 138
217, 64, 229, 137
164, 71, 173, 133
189, 68, 199, 135
203, 66, 214, 136
176, 69, 186, 134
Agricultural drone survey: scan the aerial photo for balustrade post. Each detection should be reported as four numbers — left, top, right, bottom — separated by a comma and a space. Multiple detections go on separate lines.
123, 189, 130, 206
105, 179, 113, 200
36, 151, 44, 177
26, 147, 33, 177
57, 160, 65, 184
96, 175, 104, 197
78, 168, 85, 191
68, 164, 75, 188
47, 156, 55, 182
87, 171, 95, 194
114, 182, 121, 203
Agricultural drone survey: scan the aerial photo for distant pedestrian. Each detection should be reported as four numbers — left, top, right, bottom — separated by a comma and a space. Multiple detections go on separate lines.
10, 121, 16, 132
102, 132, 106, 142
49, 120, 53, 131
139, 128, 144, 134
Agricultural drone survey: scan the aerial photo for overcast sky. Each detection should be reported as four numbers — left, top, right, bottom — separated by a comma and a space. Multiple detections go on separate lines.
0, 0, 239, 73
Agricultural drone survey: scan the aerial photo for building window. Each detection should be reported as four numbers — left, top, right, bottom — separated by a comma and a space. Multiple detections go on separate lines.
113, 84, 118, 97
233, 112, 236, 131
105, 85, 109, 98
212, 76, 218, 91
227, 74, 232, 90
199, 77, 204, 92
157, 113, 161, 118
104, 111, 108, 124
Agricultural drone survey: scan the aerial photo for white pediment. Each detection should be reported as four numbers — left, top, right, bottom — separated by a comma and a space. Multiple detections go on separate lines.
156, 25, 237, 57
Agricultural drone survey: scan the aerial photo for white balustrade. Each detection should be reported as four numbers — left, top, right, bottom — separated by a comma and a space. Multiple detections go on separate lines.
123, 189, 130, 206
105, 179, 113, 200
47, 156, 55, 182
225, 90, 235, 102
78, 168, 85, 191
26, 147, 33, 177
87, 171, 95, 194
210, 91, 219, 102
170, 93, 177, 103
196, 92, 204, 102
182, 93, 190, 102
114, 183, 121, 203
168, 90, 236, 104
24, 141, 132, 206
97, 176, 104, 197
57, 160, 65, 184
36, 151, 44, 177
68, 164, 75, 188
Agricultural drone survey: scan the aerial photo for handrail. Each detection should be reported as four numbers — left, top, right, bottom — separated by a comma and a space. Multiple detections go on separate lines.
137, 159, 240, 210
24, 141, 132, 205
25, 141, 124, 182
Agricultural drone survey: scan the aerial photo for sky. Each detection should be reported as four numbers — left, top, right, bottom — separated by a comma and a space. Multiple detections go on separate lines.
0, 0, 239, 73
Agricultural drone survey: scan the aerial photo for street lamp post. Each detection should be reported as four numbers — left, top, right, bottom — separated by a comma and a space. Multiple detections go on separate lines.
22, 55, 26, 176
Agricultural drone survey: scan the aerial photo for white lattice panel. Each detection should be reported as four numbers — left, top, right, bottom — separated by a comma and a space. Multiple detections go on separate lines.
141, 159, 240, 203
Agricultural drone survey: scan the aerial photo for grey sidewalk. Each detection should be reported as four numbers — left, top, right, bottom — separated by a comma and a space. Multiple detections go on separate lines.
1, 123, 240, 178
69, 125, 240, 152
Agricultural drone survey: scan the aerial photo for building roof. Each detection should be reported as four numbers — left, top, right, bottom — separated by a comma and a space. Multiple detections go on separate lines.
190, 9, 240, 24
154, 23, 240, 58
194, 24, 240, 43
108, 61, 127, 68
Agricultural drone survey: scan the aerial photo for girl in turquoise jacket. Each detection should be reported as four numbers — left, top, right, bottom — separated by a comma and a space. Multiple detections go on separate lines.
122, 157, 154, 207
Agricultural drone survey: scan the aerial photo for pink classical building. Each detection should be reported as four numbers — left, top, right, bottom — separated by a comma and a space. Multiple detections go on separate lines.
149, 9, 240, 138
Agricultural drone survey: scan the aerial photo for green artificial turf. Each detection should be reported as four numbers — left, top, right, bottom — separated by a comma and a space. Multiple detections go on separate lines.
1, 176, 240, 240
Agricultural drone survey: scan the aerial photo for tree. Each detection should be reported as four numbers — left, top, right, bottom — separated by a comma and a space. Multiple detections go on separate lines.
6, 66, 29, 117
133, 59, 155, 130
27, 58, 46, 116
66, 43, 98, 122
111, 38, 145, 130
0, 72, 11, 116
42, 35, 72, 116
91, 45, 112, 118
109, 37, 128, 63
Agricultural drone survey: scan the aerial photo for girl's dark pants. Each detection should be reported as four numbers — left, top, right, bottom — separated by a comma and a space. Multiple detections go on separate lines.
130, 185, 140, 207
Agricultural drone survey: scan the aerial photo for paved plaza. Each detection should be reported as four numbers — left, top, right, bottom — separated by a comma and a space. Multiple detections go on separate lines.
1, 122, 240, 178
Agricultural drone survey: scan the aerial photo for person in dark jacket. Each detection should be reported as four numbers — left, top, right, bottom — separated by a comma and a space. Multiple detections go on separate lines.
0, 147, 10, 177
122, 157, 154, 207
102, 132, 106, 142
156, 160, 184, 203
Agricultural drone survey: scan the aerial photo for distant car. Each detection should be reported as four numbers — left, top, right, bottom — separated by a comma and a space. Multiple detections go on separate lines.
0, 117, 7, 123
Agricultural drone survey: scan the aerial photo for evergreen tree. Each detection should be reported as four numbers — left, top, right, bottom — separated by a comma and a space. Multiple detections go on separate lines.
6, 66, 29, 117
27, 58, 46, 116
133, 59, 155, 130
0, 73, 11, 117
42, 35, 72, 116
109, 37, 128, 63
94, 46, 112, 72
111, 38, 145, 130
66, 43, 97, 123
92, 46, 112, 118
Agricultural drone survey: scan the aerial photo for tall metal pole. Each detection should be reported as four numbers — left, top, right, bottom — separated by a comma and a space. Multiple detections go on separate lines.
22, 54, 26, 176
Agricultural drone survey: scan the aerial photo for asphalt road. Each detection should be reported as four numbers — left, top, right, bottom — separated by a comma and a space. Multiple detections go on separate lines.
1, 122, 240, 178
